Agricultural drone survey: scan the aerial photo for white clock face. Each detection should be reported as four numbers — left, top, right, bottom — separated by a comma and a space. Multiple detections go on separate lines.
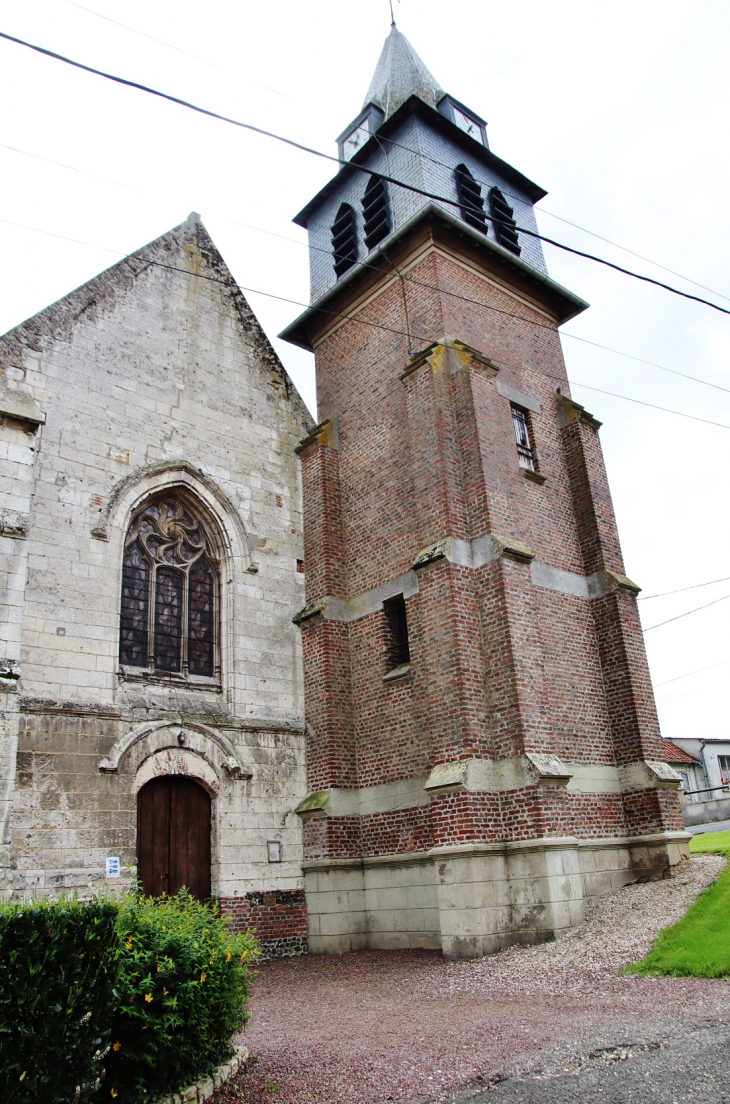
452, 107, 483, 144
343, 124, 370, 161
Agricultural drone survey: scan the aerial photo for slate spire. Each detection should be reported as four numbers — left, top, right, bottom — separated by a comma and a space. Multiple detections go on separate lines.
363, 26, 445, 121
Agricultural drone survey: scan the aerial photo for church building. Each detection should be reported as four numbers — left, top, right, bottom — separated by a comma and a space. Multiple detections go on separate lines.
0, 27, 687, 958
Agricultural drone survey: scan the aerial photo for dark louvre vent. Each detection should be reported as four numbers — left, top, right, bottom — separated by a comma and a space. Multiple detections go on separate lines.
455, 164, 487, 233
489, 187, 521, 255
362, 175, 390, 252
383, 594, 410, 670
332, 203, 357, 278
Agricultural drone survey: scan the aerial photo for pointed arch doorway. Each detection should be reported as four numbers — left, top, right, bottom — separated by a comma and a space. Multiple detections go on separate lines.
137, 776, 212, 900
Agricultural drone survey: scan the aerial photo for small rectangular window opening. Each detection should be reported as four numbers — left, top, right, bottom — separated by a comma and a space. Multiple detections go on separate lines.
511, 404, 536, 471
383, 594, 410, 670
718, 756, 730, 786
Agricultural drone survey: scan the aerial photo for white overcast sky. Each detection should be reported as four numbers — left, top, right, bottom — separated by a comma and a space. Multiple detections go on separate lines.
1, 0, 729, 743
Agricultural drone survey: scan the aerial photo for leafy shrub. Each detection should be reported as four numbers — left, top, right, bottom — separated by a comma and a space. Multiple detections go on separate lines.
105, 891, 257, 1101
0, 896, 119, 1104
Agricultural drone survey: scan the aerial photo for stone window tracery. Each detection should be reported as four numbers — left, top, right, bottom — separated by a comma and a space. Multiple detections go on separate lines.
119, 495, 220, 681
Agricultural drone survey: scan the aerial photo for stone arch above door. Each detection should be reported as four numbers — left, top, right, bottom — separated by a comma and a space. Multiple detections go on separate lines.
97, 719, 251, 781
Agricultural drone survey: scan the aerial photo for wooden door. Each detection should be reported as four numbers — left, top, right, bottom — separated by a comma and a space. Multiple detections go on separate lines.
137, 776, 211, 900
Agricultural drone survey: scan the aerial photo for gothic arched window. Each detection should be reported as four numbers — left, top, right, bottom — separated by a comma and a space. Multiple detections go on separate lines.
362, 175, 390, 252
119, 495, 220, 680
489, 187, 521, 256
455, 164, 487, 234
332, 203, 357, 278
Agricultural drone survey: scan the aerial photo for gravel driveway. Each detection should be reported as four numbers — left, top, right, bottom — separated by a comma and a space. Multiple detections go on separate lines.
213, 855, 729, 1104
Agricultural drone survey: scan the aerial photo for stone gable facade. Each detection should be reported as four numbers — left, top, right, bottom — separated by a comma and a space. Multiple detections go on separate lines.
0, 213, 313, 956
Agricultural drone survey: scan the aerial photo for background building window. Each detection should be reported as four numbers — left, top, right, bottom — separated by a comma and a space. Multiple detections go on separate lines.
718, 755, 730, 785
511, 404, 536, 471
120, 495, 220, 679
383, 594, 410, 670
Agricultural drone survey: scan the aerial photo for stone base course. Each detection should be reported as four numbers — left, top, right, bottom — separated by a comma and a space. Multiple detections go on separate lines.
156, 1043, 248, 1103
303, 831, 690, 958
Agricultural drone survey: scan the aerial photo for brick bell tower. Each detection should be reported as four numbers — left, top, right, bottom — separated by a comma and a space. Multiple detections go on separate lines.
281, 26, 688, 958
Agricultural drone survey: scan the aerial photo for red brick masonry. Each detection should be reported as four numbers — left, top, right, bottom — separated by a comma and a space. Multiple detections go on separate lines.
219, 890, 308, 957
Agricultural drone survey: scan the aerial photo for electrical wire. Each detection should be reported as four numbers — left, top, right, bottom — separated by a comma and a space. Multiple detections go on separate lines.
60, 0, 221, 68
642, 593, 730, 633
59, 0, 293, 99
4, 211, 730, 616
49, 0, 730, 303
353, 127, 730, 305
2, 136, 729, 405
654, 657, 730, 688
4, 210, 730, 436
638, 576, 730, 601
2, 28, 730, 319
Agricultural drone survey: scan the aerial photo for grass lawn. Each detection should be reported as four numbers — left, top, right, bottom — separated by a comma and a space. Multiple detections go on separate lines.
689, 829, 730, 855
624, 831, 730, 978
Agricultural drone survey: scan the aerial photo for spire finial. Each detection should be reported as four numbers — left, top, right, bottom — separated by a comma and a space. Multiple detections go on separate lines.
389, 0, 398, 27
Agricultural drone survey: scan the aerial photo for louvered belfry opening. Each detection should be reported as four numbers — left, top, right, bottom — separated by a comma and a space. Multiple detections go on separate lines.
362, 175, 390, 253
455, 164, 487, 233
489, 187, 521, 255
332, 203, 357, 278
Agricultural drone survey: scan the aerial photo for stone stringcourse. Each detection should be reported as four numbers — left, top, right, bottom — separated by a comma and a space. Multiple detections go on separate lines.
155, 1043, 248, 1103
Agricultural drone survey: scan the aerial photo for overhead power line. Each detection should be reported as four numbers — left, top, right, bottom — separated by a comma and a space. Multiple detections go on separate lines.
642, 592, 730, 633
639, 575, 730, 601
654, 656, 730, 688
365, 129, 730, 306
52, 0, 730, 304
59, 0, 293, 98
2, 29, 730, 319
4, 211, 730, 436
4, 135, 729, 401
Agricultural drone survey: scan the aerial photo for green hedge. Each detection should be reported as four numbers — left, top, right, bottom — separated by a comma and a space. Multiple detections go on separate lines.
0, 897, 119, 1104
0, 892, 257, 1103
105, 892, 257, 1101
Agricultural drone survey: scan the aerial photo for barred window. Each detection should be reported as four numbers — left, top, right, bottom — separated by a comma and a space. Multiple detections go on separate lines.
119, 495, 220, 680
383, 594, 410, 670
511, 405, 536, 472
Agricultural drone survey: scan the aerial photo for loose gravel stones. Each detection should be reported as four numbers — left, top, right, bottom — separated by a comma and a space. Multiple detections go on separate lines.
212, 856, 728, 1104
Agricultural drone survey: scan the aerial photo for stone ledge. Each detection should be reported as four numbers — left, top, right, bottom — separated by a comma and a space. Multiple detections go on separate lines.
156, 1043, 248, 1103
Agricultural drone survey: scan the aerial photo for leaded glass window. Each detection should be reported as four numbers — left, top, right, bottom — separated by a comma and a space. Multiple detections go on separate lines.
119, 495, 220, 680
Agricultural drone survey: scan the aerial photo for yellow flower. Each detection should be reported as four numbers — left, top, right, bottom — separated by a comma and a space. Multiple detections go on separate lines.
112, 1042, 121, 1052
156, 965, 161, 972
200, 973, 206, 983
144, 993, 153, 1003
125, 940, 132, 950
111, 1091, 118, 1099
163, 987, 169, 996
